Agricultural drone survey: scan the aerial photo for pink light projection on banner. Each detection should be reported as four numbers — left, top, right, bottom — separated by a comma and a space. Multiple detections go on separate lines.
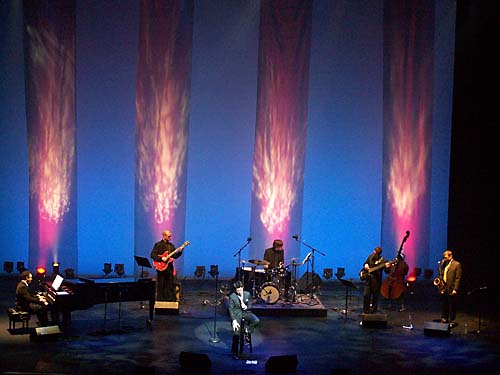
382, 0, 434, 272
24, 1, 77, 270
135, 0, 193, 273
250, 0, 312, 259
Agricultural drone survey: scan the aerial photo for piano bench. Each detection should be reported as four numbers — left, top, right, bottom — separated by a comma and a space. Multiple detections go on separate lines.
7, 307, 31, 330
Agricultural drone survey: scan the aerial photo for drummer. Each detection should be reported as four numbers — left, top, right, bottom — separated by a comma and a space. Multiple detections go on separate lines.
263, 239, 285, 269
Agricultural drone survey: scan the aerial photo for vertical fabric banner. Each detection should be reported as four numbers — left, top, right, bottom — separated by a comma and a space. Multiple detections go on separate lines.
250, 0, 313, 261
135, 0, 194, 276
24, 0, 77, 272
381, 0, 434, 272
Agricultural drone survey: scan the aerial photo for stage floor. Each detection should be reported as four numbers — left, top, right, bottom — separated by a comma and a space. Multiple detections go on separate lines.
1, 276, 499, 375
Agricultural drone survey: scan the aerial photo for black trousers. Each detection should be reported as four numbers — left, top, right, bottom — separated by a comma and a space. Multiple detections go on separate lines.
363, 278, 382, 314
156, 269, 176, 301
441, 292, 458, 322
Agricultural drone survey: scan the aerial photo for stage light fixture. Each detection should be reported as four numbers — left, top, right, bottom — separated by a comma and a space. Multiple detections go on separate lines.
17, 261, 26, 273
103, 263, 112, 275
208, 265, 219, 278
194, 266, 206, 278
323, 268, 333, 280
52, 262, 60, 275
114, 263, 125, 277
64, 268, 75, 279
36, 267, 46, 276
334, 267, 345, 279
423, 269, 434, 279
3, 261, 14, 273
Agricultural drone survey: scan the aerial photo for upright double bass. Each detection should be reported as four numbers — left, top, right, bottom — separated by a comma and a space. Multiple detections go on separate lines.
380, 231, 410, 300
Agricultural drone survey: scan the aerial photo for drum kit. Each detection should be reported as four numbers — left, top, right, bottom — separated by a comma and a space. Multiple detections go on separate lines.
236, 258, 302, 304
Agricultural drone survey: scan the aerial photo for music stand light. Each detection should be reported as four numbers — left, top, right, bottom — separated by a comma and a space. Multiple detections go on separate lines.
194, 266, 206, 278
3, 261, 14, 273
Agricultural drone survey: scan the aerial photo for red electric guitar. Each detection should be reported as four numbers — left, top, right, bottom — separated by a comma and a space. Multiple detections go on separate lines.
153, 241, 190, 271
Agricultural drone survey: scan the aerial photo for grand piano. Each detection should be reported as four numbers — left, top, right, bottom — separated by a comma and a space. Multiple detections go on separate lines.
44, 276, 156, 328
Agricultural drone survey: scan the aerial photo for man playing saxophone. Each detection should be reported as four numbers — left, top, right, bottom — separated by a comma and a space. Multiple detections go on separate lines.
438, 250, 462, 327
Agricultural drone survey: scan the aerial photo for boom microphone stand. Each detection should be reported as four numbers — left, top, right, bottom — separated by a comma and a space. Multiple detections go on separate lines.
233, 237, 252, 282
293, 235, 326, 298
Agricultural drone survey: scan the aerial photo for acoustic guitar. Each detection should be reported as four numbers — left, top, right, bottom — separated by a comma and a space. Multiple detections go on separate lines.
153, 241, 190, 271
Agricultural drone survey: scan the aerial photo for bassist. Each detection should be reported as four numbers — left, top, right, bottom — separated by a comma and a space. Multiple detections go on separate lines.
150, 230, 184, 302
361, 246, 391, 314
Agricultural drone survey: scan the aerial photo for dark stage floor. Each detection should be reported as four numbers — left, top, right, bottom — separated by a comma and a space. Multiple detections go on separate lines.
1, 275, 499, 375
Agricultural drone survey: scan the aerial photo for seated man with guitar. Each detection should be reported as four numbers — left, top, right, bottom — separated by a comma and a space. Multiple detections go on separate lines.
360, 246, 392, 314
150, 230, 189, 301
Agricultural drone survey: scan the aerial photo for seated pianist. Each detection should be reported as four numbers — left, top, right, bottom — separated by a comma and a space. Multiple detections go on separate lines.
16, 270, 50, 326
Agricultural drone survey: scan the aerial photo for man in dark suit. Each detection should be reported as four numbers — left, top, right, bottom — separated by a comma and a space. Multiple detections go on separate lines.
228, 280, 260, 359
439, 250, 462, 326
16, 270, 49, 326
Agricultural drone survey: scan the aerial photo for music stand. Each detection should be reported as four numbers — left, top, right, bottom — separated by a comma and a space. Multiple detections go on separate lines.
134, 256, 152, 309
134, 256, 152, 278
338, 277, 358, 322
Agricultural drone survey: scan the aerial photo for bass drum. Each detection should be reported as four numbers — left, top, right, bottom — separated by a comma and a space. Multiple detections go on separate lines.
259, 282, 280, 304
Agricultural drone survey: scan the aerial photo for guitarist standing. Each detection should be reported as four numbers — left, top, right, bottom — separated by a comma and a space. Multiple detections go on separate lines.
361, 246, 391, 314
150, 230, 184, 301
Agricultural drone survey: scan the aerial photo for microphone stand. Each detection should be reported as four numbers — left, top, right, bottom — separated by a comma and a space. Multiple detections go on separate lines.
233, 238, 251, 283
209, 270, 221, 343
294, 237, 326, 299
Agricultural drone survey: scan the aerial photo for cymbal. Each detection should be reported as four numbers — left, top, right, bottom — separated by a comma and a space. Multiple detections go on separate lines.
248, 259, 270, 266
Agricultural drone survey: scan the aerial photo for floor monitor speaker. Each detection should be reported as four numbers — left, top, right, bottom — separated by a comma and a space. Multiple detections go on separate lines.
424, 321, 450, 337
30, 325, 62, 341
361, 313, 388, 328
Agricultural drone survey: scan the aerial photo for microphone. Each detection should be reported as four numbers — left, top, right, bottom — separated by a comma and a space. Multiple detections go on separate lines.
247, 237, 252, 242
292, 235, 299, 240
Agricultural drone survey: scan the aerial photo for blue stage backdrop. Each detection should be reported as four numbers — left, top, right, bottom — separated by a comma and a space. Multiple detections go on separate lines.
0, 0, 455, 280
